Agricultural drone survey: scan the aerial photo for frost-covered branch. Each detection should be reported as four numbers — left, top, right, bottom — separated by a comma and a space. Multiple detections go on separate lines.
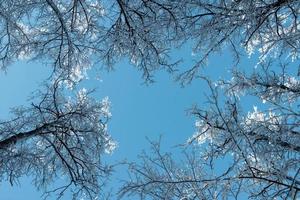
0, 79, 115, 199
0, 0, 299, 83
120, 65, 300, 199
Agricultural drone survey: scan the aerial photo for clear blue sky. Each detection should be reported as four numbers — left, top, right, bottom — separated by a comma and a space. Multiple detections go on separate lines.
0, 44, 253, 199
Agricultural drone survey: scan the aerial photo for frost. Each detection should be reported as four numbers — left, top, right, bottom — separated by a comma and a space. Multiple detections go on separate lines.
89, 0, 105, 16
245, 106, 265, 125
244, 106, 281, 132
36, 140, 45, 149
245, 38, 260, 57
70, 64, 89, 83
130, 54, 139, 65
189, 120, 214, 144
101, 96, 112, 118
17, 48, 33, 60
284, 76, 300, 88
104, 139, 117, 154
77, 88, 88, 102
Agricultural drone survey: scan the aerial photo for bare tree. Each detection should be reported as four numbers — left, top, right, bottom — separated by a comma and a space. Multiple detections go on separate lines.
0, 0, 178, 83
0, 0, 299, 83
0, 79, 115, 199
119, 63, 300, 199
1, 1, 300, 199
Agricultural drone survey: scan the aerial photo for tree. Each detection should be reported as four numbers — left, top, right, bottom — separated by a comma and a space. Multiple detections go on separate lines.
119, 63, 300, 199
0, 0, 300, 199
0, 79, 115, 199
0, 0, 177, 83
0, 0, 299, 83
114, 1, 300, 199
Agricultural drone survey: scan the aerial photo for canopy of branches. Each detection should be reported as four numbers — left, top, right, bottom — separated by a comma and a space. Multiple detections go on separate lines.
0, 0, 299, 200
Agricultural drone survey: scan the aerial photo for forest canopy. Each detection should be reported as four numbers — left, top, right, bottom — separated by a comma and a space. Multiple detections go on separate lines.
0, 0, 299, 199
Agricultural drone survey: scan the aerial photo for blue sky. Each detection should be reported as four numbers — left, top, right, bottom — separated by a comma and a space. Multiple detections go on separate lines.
0, 45, 252, 199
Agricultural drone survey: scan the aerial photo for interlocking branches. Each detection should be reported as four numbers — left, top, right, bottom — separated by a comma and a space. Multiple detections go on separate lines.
119, 64, 300, 199
1, 0, 298, 83
0, 79, 115, 199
